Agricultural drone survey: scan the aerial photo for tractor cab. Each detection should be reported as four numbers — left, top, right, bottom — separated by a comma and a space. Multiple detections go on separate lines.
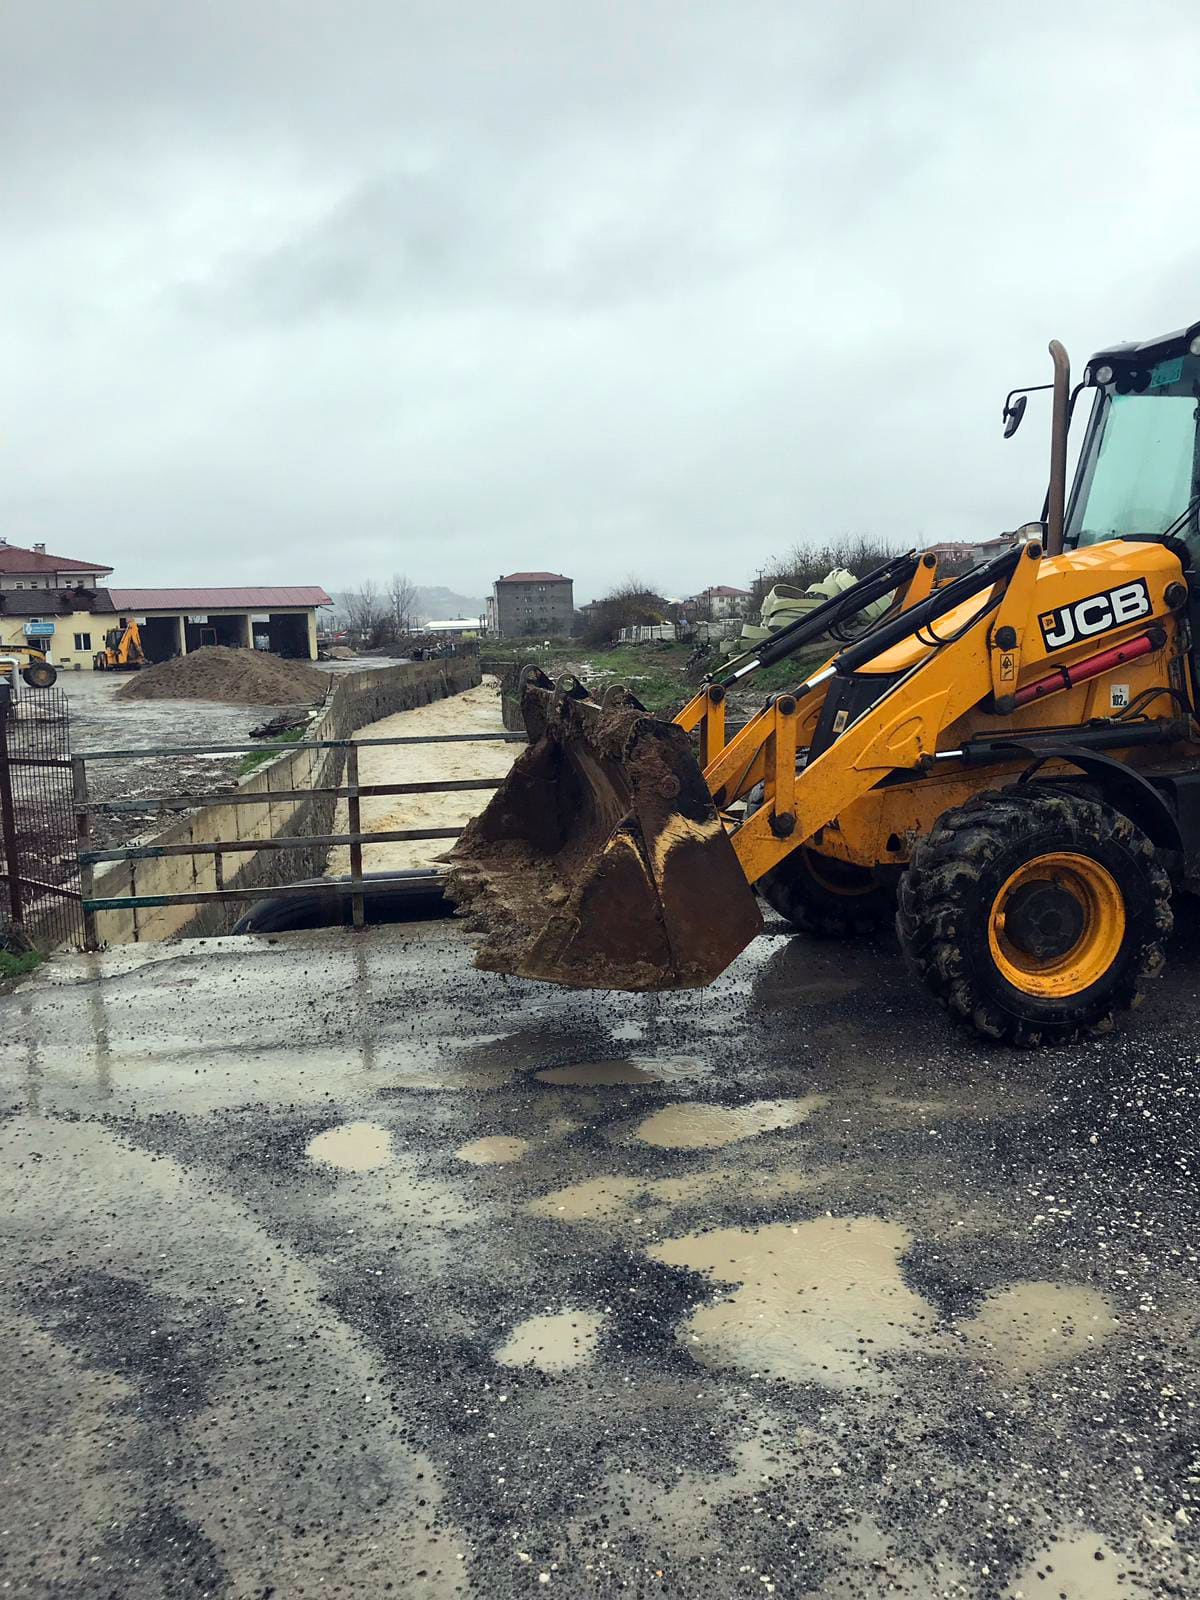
1066, 323, 1200, 560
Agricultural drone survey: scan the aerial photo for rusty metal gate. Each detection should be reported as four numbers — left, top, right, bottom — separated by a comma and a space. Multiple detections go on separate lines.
0, 685, 84, 952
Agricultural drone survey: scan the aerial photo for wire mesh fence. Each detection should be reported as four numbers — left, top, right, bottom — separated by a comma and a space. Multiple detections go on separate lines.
0, 685, 85, 952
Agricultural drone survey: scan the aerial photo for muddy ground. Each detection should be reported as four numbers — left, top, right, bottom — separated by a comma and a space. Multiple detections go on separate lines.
1, 911, 1197, 1597
61, 661, 401, 851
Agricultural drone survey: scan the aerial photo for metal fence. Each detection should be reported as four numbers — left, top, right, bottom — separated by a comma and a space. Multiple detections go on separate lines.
0, 686, 86, 952
75, 728, 527, 945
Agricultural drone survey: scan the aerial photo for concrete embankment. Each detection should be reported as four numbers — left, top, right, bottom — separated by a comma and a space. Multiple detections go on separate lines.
90, 657, 481, 944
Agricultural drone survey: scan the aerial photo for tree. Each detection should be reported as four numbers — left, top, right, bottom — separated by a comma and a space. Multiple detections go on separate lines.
388, 573, 419, 638
751, 534, 908, 607
345, 580, 386, 646
580, 577, 669, 645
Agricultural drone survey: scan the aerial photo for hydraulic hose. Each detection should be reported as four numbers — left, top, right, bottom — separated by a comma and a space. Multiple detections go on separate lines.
832, 543, 1025, 676
716, 550, 922, 686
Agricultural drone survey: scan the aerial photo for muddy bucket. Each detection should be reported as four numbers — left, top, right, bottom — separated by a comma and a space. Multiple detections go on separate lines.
444, 680, 762, 991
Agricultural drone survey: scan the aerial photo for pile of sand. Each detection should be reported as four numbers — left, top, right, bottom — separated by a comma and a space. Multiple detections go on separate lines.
115, 646, 331, 706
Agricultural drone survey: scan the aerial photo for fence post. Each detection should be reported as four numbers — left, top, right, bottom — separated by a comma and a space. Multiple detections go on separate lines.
0, 704, 24, 930
72, 755, 99, 951
346, 742, 365, 930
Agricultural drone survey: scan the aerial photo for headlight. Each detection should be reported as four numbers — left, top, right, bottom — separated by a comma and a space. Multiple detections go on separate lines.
1190, 334, 1200, 356
1094, 363, 1114, 384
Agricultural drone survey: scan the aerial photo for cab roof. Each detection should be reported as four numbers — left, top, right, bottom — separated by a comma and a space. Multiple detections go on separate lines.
1088, 320, 1199, 370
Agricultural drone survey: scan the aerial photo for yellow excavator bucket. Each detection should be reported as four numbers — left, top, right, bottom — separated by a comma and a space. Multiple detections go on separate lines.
445, 679, 762, 990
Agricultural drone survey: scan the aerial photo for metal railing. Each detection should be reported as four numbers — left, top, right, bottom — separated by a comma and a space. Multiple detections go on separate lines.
0, 685, 86, 952
75, 728, 526, 946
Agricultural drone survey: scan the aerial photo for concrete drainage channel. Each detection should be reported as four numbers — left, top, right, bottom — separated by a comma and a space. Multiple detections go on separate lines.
74, 658, 522, 944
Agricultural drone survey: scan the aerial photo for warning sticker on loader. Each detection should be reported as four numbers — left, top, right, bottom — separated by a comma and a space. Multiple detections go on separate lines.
1110, 683, 1130, 710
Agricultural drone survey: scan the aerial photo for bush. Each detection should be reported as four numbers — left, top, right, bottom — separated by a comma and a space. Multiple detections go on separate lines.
752, 535, 908, 607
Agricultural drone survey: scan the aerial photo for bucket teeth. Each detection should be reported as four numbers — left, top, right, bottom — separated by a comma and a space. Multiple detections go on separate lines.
444, 685, 762, 991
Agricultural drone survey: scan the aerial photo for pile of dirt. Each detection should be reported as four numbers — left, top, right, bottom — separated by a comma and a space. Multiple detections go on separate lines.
115, 646, 330, 706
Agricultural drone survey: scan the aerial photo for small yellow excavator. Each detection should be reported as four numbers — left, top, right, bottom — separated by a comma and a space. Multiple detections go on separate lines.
448, 318, 1200, 1045
93, 619, 146, 672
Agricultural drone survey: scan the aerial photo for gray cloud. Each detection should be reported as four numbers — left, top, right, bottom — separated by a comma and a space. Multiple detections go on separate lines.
0, 0, 1197, 603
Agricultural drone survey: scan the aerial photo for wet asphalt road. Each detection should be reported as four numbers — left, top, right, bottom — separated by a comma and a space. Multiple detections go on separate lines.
1, 914, 1198, 1598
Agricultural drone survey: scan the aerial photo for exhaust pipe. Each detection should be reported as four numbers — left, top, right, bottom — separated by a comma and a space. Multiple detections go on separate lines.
1046, 339, 1070, 556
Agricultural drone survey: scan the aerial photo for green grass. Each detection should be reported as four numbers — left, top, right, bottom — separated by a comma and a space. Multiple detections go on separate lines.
238, 728, 303, 776
484, 636, 833, 716
0, 948, 43, 987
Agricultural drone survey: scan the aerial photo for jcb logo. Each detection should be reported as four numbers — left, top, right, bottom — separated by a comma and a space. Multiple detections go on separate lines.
1038, 578, 1151, 652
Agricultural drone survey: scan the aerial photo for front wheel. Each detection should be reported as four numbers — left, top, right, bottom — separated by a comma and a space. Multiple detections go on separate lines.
21, 662, 56, 688
896, 788, 1172, 1046
757, 845, 895, 938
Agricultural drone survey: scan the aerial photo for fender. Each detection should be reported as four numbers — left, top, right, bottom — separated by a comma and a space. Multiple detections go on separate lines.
1010, 742, 1183, 853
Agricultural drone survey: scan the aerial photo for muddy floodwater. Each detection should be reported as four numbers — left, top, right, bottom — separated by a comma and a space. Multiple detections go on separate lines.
325, 678, 514, 876
2, 916, 1199, 1598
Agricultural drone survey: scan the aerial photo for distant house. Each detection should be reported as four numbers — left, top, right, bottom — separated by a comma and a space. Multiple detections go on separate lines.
692, 585, 754, 621
488, 571, 574, 638
926, 533, 1019, 567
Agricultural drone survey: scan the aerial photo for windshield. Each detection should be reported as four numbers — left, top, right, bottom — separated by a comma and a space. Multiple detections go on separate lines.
1066, 352, 1200, 555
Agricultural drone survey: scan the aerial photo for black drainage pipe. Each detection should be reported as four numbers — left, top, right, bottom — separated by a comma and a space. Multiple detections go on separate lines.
232, 869, 451, 935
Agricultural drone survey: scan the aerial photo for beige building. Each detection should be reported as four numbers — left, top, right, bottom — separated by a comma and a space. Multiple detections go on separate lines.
693, 584, 754, 620
0, 541, 330, 669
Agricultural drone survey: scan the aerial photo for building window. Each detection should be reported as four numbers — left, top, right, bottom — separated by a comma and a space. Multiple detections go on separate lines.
73, 632, 92, 651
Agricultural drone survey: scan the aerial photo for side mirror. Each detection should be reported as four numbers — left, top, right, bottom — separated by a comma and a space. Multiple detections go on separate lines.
1002, 393, 1028, 439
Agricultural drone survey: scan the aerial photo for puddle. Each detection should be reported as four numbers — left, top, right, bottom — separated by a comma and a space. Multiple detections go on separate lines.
1001, 1531, 1131, 1598
494, 1309, 605, 1371
455, 1136, 530, 1165
649, 1216, 933, 1387
527, 1164, 834, 1225
633, 1096, 825, 1150
305, 1121, 392, 1172
958, 1281, 1117, 1378
527, 1176, 642, 1221
535, 1056, 700, 1087
377, 1065, 514, 1092
536, 1060, 659, 1087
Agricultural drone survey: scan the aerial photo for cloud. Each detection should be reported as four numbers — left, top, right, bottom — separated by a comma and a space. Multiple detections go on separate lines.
0, 0, 1197, 602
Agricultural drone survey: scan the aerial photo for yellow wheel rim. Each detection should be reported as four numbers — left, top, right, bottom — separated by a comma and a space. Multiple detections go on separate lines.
803, 851, 877, 899
988, 851, 1125, 999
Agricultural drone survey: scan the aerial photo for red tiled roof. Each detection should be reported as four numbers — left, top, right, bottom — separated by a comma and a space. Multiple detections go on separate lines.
107, 586, 333, 611
0, 543, 112, 575
496, 571, 572, 583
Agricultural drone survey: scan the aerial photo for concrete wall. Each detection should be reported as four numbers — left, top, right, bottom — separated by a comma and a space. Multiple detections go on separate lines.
90, 657, 482, 945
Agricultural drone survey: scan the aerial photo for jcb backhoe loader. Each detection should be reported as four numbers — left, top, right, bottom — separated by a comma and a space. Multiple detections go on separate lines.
448, 319, 1200, 1045
93, 619, 146, 672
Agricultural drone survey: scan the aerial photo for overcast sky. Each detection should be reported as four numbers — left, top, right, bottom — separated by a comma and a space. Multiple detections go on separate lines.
1, 1, 1196, 606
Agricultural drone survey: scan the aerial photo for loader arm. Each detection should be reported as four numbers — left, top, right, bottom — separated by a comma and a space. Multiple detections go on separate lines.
696, 542, 1031, 877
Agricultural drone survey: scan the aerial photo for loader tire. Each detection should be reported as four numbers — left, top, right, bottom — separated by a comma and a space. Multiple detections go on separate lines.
896, 788, 1171, 1047
21, 662, 56, 688
758, 846, 894, 939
